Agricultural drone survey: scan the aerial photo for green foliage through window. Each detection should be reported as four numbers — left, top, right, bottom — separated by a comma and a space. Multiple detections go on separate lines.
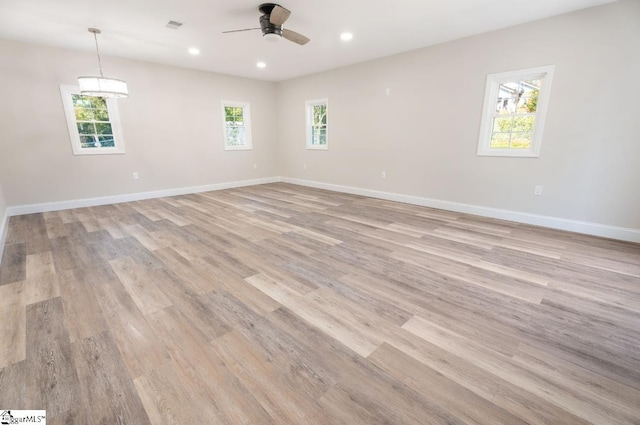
311, 104, 327, 145
224, 106, 247, 146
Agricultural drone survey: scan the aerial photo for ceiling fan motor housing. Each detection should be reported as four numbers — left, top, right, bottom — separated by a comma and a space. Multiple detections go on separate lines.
259, 11, 282, 37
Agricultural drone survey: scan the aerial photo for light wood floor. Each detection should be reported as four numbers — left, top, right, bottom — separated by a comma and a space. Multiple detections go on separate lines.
1, 183, 639, 424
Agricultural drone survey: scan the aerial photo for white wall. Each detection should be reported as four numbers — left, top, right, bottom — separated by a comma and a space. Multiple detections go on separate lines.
0, 40, 278, 207
276, 0, 640, 230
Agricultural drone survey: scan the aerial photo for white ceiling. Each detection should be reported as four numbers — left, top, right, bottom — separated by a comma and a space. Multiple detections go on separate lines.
0, 0, 616, 81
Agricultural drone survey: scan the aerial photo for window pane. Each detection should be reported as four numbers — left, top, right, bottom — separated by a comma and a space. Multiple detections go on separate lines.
318, 128, 327, 145
90, 97, 108, 110
492, 117, 513, 133
313, 105, 327, 126
521, 90, 539, 113
80, 135, 97, 148
490, 133, 510, 149
75, 107, 94, 121
513, 116, 535, 133
510, 132, 532, 149
95, 123, 113, 134
72, 95, 92, 108
226, 126, 246, 146
98, 136, 115, 147
498, 82, 519, 98
311, 127, 327, 145
77, 122, 95, 135
496, 97, 517, 115
93, 109, 110, 121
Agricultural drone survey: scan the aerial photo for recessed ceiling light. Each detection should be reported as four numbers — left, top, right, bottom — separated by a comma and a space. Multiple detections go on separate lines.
188, 47, 200, 55
340, 32, 353, 41
256, 61, 266, 69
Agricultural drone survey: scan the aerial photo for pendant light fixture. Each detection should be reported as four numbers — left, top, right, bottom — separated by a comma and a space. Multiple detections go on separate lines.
78, 28, 128, 98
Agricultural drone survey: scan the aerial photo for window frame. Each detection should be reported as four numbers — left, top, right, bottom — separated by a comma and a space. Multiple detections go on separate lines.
477, 65, 554, 158
221, 100, 253, 151
60, 85, 126, 155
306, 98, 329, 150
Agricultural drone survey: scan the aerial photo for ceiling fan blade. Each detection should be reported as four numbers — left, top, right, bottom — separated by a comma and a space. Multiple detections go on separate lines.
222, 28, 261, 33
269, 5, 291, 26
282, 29, 310, 45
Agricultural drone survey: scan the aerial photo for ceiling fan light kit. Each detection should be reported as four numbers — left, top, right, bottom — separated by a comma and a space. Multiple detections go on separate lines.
263, 32, 281, 42
222, 3, 310, 46
78, 28, 129, 98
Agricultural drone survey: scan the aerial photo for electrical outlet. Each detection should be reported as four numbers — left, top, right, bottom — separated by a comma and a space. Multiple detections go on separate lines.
381, 171, 386, 179
534, 185, 543, 196
132, 172, 139, 180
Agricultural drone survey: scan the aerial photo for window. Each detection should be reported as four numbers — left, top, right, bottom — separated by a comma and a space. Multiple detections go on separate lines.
60, 85, 125, 155
306, 99, 328, 150
221, 101, 252, 150
477, 66, 554, 157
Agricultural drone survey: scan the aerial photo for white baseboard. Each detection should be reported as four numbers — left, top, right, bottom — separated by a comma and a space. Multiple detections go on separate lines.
5, 177, 281, 217
2, 176, 638, 250
0, 209, 8, 266
281, 177, 640, 244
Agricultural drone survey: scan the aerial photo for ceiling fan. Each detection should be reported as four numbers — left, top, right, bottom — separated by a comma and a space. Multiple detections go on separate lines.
222, 3, 310, 45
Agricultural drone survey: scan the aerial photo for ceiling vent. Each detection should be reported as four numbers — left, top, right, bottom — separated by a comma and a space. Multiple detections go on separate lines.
166, 21, 183, 29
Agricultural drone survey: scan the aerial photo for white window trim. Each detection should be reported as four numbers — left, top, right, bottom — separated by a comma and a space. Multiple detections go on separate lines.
60, 85, 125, 155
306, 98, 329, 150
477, 65, 554, 158
221, 100, 253, 151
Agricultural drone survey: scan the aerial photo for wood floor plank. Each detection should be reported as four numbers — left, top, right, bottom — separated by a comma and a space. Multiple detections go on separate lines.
151, 270, 232, 341
512, 343, 640, 421
369, 342, 530, 425
58, 269, 108, 343
148, 307, 275, 424
109, 257, 172, 316
24, 213, 51, 255
4, 215, 28, 245
211, 329, 330, 425
46, 409, 89, 425
0, 303, 25, 368
45, 216, 69, 240
25, 251, 56, 278
72, 330, 152, 425
26, 298, 81, 418
0, 361, 27, 410
24, 272, 61, 306
0, 243, 26, 285
385, 327, 592, 425
93, 279, 171, 379
403, 314, 633, 425
133, 363, 209, 425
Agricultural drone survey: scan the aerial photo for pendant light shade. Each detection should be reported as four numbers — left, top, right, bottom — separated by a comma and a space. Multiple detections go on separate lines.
77, 76, 128, 98
78, 28, 128, 98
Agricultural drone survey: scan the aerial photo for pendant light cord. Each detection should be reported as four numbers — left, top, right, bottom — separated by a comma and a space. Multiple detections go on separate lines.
93, 31, 104, 78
